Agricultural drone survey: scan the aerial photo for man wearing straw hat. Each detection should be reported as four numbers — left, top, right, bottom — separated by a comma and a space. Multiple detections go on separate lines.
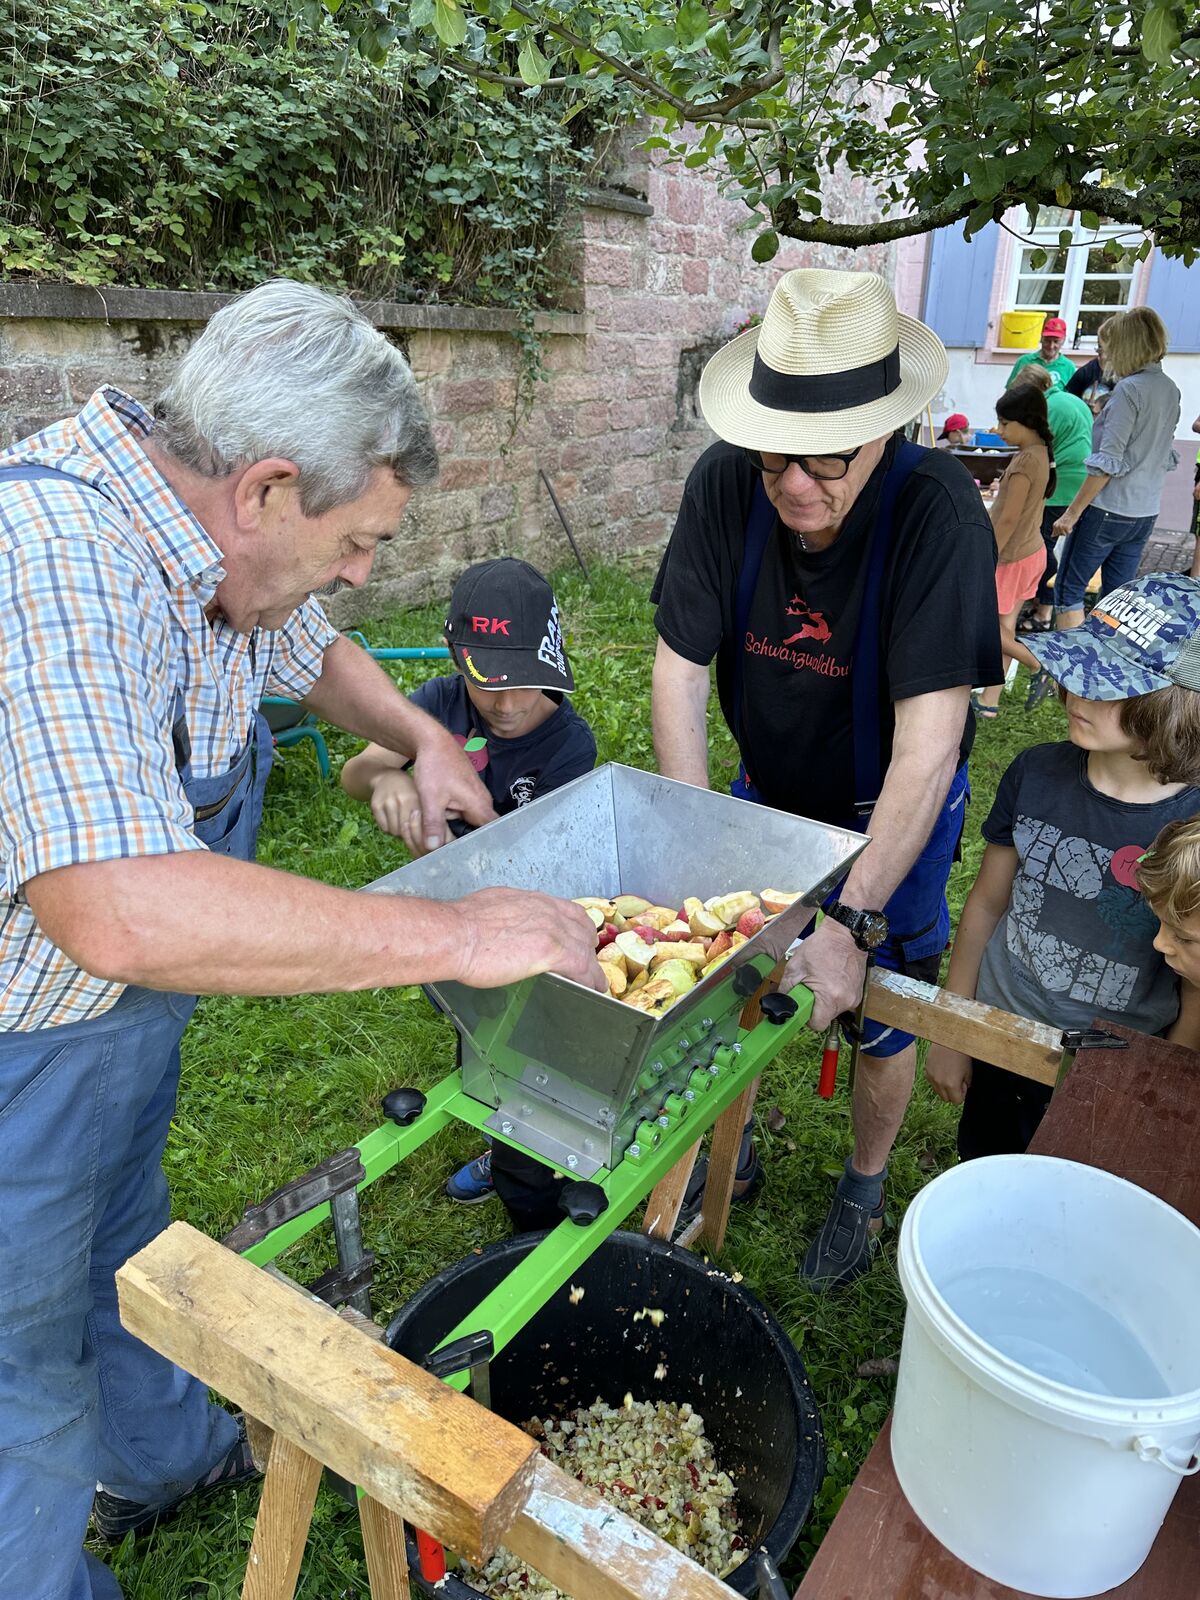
652, 269, 1002, 1287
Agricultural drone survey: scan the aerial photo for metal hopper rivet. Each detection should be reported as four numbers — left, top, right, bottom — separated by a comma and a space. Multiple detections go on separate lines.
566, 1154, 578, 1169
501, 1121, 514, 1136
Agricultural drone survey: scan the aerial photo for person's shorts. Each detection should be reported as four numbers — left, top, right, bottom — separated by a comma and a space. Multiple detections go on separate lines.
735, 763, 970, 1059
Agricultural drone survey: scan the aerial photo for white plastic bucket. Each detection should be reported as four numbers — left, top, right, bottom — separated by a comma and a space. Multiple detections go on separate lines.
893, 1155, 1200, 1597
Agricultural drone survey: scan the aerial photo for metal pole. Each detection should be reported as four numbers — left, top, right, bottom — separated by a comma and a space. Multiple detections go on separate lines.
538, 468, 590, 580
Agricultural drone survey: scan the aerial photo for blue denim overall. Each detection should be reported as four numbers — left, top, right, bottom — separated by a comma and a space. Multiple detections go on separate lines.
730, 444, 969, 1056
0, 466, 273, 1600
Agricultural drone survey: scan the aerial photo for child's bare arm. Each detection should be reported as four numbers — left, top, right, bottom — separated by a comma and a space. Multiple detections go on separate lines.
926, 844, 1019, 1104
1167, 978, 1200, 1052
340, 742, 410, 803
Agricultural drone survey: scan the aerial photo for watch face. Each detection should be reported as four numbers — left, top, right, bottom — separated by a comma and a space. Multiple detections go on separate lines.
859, 911, 889, 949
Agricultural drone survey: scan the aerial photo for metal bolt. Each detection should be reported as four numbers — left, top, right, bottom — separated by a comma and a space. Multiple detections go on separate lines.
683, 1089, 696, 1104
629, 1142, 642, 1158
500, 1120, 514, 1136
535, 1072, 549, 1086
566, 1154, 579, 1169
732, 1042, 742, 1054
520, 1103, 533, 1117
700, 1017, 713, 1032
652, 1060, 665, 1075
708, 1063, 720, 1076
657, 1115, 671, 1129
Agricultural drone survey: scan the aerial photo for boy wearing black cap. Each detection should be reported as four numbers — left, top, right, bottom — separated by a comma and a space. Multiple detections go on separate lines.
342, 558, 596, 1212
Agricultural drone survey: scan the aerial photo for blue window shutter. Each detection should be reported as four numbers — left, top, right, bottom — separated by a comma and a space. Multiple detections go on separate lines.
921, 223, 1000, 347
1145, 253, 1200, 353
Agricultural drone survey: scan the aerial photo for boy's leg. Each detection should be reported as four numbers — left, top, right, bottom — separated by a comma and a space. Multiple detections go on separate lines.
957, 1059, 1052, 1159
489, 1143, 566, 1233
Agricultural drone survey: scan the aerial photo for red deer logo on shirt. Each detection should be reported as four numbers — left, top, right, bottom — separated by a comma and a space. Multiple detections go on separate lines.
782, 595, 831, 645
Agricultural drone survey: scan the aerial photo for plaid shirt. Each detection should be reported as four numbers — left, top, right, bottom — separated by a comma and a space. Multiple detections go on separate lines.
0, 389, 337, 1032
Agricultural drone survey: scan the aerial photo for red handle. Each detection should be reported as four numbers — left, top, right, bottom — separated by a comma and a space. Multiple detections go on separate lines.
416, 1529, 447, 1582
818, 1024, 840, 1099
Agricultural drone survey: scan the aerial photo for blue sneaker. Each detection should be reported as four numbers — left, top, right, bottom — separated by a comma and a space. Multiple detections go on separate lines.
445, 1148, 495, 1204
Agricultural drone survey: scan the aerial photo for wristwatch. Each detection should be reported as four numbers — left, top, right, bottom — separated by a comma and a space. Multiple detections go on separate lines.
825, 901, 890, 951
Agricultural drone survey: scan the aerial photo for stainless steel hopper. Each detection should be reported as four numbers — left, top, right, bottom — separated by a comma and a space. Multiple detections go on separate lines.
364, 765, 866, 1177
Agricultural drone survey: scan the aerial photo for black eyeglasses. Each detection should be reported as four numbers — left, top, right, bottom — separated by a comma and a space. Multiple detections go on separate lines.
744, 446, 863, 482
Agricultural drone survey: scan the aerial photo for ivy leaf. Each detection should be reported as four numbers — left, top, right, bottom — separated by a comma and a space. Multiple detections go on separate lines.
517, 34, 550, 85
1055, 183, 1072, 206
1142, 3, 1181, 65
1080, 209, 1100, 231
751, 228, 779, 263
432, 0, 467, 48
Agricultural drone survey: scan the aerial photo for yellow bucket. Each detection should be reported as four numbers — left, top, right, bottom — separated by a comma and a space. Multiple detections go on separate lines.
999, 311, 1043, 349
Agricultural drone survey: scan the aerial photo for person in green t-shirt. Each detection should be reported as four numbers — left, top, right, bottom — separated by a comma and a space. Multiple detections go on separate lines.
1010, 363, 1094, 633
1005, 315, 1078, 391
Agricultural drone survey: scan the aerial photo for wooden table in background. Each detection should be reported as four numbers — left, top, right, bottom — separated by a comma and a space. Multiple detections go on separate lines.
794, 1025, 1200, 1600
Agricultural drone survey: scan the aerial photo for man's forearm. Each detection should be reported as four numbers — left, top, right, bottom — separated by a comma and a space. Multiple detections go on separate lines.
652, 648, 711, 788
838, 744, 958, 912
302, 634, 443, 757
32, 853, 471, 996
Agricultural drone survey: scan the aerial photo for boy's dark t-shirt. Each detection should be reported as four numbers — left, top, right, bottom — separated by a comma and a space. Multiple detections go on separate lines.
977, 741, 1198, 1036
410, 674, 595, 815
650, 437, 1001, 822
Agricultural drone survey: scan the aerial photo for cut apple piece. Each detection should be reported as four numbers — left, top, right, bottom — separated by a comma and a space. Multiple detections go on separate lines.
575, 897, 616, 920
613, 895, 651, 919
624, 977, 678, 1013
705, 929, 732, 962
602, 962, 628, 998
596, 922, 619, 949
688, 906, 725, 939
615, 931, 657, 973
627, 968, 649, 992
597, 943, 626, 972
760, 889, 801, 917
649, 941, 708, 973
705, 891, 760, 928
682, 896, 705, 919
659, 920, 693, 942
641, 906, 680, 929
650, 959, 697, 997
736, 907, 766, 939
582, 906, 606, 931
700, 952, 734, 978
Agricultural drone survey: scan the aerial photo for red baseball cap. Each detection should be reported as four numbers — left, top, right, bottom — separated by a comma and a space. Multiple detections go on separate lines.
943, 413, 969, 432
1041, 316, 1067, 338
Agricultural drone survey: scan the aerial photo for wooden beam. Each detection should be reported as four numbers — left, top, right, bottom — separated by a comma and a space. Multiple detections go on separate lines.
507, 1453, 740, 1600
359, 1496, 412, 1600
865, 969, 1062, 1087
116, 1222, 537, 1566
642, 1138, 701, 1241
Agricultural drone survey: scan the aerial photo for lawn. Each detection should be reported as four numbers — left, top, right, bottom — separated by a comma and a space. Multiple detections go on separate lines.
100, 556, 1067, 1599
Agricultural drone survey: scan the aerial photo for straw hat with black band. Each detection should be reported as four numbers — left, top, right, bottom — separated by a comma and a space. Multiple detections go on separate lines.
699, 269, 950, 456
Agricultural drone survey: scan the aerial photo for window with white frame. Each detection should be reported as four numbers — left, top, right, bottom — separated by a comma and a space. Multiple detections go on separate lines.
1004, 208, 1144, 346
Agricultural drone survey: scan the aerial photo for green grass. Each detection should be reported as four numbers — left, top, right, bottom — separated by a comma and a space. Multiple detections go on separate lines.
100, 558, 1067, 1598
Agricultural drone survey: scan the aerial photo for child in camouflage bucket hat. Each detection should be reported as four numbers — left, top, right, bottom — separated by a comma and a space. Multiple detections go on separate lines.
926, 574, 1200, 1155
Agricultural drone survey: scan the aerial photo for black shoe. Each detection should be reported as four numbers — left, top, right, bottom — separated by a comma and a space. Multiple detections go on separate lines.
674, 1143, 763, 1234
1025, 669, 1054, 711
799, 1180, 886, 1290
91, 1423, 259, 1542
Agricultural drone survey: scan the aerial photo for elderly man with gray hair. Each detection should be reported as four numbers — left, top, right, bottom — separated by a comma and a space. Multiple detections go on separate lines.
0, 280, 601, 1600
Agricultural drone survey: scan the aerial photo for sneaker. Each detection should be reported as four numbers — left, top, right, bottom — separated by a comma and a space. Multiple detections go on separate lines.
445, 1148, 495, 1204
674, 1142, 763, 1234
799, 1180, 886, 1290
92, 1424, 258, 1542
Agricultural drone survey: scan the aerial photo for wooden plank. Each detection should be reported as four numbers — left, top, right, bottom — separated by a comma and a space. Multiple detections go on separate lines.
794, 1028, 1200, 1600
242, 1434, 323, 1600
697, 1087, 755, 1255
865, 969, 1062, 1085
359, 1496, 412, 1600
508, 1453, 740, 1600
643, 1138, 701, 1241
116, 1222, 538, 1566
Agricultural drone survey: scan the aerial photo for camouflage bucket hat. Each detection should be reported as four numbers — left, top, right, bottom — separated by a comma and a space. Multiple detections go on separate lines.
1026, 574, 1200, 700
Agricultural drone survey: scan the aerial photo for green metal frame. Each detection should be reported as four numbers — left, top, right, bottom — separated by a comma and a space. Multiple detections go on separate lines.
238, 973, 814, 1390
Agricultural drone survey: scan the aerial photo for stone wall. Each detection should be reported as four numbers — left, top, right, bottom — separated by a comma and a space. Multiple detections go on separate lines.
0, 151, 893, 626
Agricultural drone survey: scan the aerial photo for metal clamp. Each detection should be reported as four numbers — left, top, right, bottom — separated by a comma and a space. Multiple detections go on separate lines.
424, 1329, 495, 1412
222, 1148, 366, 1254
1060, 1028, 1130, 1052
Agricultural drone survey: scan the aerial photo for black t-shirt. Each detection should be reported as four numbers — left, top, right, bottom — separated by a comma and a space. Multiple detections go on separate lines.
411, 674, 596, 816
651, 437, 1002, 823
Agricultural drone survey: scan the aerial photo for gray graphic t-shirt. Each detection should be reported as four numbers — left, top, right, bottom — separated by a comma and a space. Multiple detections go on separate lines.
977, 742, 1197, 1036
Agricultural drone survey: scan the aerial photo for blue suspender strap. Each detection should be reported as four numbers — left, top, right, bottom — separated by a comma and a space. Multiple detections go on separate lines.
850, 439, 925, 815
731, 479, 776, 751
0, 462, 86, 485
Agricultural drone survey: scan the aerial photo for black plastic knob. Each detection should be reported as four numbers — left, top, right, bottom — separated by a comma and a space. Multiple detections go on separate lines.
733, 963, 763, 998
381, 1087, 427, 1126
760, 991, 799, 1025
557, 1180, 609, 1226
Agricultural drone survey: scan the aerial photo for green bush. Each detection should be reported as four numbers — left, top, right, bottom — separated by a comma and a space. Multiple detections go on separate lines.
0, 0, 610, 317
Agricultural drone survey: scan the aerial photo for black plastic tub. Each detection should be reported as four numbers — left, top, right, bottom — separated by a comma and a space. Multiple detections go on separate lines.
385, 1229, 824, 1597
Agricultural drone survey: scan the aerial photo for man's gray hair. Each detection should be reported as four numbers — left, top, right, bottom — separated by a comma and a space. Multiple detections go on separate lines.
154, 279, 438, 515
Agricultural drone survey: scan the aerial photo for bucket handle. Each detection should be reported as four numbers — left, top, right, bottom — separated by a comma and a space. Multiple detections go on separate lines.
1133, 1436, 1200, 1476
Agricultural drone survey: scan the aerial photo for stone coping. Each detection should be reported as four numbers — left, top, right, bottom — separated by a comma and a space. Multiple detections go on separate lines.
0, 281, 592, 335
